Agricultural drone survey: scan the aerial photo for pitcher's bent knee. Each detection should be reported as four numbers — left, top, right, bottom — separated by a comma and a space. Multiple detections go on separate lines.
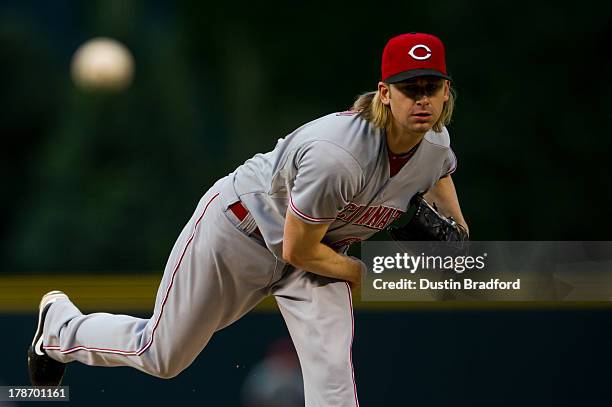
143, 359, 187, 379
152, 367, 182, 380
138, 341, 199, 379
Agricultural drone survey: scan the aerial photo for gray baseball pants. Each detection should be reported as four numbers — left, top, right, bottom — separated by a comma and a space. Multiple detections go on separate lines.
42, 176, 359, 407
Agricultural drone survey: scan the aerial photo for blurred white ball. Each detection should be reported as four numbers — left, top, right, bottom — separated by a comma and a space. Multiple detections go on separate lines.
71, 37, 134, 92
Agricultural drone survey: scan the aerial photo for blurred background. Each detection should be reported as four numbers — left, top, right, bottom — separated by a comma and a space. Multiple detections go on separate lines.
1, 0, 611, 406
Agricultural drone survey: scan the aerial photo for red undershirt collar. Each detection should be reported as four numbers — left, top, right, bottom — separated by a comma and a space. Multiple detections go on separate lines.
387, 141, 422, 177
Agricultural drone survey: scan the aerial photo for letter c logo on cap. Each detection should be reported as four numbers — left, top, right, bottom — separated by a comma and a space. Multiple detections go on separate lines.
408, 44, 432, 60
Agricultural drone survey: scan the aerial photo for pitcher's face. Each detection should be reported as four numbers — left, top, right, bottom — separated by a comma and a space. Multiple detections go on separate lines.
380, 76, 449, 134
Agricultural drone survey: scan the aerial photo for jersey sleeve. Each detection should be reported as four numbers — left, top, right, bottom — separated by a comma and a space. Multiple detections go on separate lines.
289, 141, 363, 224
438, 127, 456, 178
440, 148, 457, 178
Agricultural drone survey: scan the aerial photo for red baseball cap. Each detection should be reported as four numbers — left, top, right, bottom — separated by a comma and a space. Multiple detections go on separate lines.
381, 32, 451, 83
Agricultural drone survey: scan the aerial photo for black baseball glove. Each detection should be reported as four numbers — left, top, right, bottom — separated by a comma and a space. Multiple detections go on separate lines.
389, 194, 469, 242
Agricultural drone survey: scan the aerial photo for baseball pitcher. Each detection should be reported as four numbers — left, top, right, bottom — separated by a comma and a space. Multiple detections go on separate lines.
28, 32, 468, 407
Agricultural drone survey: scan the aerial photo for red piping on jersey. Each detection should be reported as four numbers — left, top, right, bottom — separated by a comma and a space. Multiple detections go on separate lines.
43, 192, 221, 356
289, 193, 335, 223
445, 148, 458, 176
345, 282, 360, 407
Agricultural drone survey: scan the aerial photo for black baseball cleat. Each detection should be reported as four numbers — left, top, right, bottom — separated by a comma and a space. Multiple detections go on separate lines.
27, 290, 68, 387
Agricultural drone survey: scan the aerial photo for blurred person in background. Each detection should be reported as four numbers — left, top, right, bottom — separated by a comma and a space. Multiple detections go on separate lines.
241, 337, 304, 407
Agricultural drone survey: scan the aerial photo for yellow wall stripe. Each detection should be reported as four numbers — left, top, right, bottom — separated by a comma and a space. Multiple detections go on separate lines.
1, 274, 611, 313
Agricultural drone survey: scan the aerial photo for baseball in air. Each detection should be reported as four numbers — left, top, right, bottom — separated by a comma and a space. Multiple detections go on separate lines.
71, 37, 134, 92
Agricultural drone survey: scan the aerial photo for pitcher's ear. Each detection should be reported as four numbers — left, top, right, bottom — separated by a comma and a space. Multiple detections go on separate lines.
378, 82, 391, 106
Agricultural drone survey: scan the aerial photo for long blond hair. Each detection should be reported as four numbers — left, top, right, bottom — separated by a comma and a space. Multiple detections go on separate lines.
351, 84, 456, 133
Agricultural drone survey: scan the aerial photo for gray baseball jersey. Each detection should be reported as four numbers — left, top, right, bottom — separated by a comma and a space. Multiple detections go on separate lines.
41, 111, 456, 407
233, 111, 456, 256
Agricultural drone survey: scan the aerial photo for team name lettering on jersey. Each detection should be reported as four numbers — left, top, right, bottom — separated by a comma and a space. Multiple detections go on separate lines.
337, 203, 404, 230
329, 237, 363, 249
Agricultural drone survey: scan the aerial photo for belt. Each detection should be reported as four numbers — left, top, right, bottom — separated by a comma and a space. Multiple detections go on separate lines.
228, 201, 262, 237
